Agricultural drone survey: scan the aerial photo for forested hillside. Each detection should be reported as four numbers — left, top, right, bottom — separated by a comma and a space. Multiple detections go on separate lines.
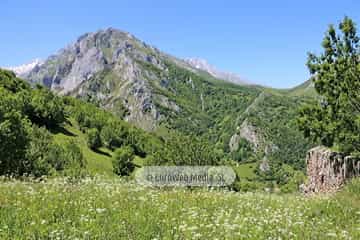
0, 69, 160, 177
0, 69, 230, 178
0, 66, 314, 191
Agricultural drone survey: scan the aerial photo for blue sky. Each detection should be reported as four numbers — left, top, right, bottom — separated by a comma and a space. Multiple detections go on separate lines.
1, 0, 359, 88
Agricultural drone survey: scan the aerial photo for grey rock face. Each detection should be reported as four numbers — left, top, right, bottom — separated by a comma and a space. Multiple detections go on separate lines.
26, 29, 142, 93
229, 117, 279, 168
259, 157, 270, 172
156, 95, 180, 112
240, 120, 261, 150
23, 28, 178, 131
60, 47, 105, 93
229, 133, 241, 152
229, 120, 261, 152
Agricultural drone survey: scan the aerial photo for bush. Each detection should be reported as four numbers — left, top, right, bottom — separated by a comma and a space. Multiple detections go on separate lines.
280, 171, 305, 193
232, 179, 266, 192
62, 140, 87, 177
0, 111, 31, 175
27, 87, 66, 127
87, 128, 102, 150
101, 120, 127, 150
71, 102, 108, 132
230, 138, 255, 162
25, 126, 55, 176
112, 146, 135, 176
0, 69, 30, 93
26, 127, 86, 177
45, 143, 67, 172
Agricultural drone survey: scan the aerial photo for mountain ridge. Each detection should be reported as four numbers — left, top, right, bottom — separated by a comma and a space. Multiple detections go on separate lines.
16, 27, 314, 175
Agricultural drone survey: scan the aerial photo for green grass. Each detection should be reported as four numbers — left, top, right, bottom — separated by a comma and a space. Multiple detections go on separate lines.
52, 118, 146, 178
0, 177, 358, 239
133, 156, 145, 167
233, 163, 257, 180
52, 119, 114, 176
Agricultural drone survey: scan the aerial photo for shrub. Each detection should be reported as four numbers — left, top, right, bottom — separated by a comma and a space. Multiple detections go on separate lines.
0, 69, 30, 93
112, 146, 135, 176
26, 128, 86, 177
62, 140, 87, 176
25, 126, 55, 176
230, 138, 255, 162
280, 171, 306, 193
101, 120, 127, 150
0, 111, 31, 175
87, 128, 102, 150
232, 179, 266, 192
27, 87, 66, 127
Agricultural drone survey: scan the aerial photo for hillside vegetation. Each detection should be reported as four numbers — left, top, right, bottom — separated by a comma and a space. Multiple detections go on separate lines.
19, 28, 316, 190
0, 69, 162, 177
1, 64, 315, 191
0, 69, 231, 181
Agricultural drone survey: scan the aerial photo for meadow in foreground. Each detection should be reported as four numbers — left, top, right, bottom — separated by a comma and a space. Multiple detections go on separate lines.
0, 177, 359, 240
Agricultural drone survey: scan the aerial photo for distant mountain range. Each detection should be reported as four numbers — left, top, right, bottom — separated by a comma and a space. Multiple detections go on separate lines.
5, 59, 43, 77
8, 56, 249, 86
185, 58, 250, 85
2, 28, 315, 173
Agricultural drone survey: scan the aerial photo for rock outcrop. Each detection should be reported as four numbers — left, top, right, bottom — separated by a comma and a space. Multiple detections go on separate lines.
302, 146, 360, 193
259, 157, 270, 172
229, 119, 262, 152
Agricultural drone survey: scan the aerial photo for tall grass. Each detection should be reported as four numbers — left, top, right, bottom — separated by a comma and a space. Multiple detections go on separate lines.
0, 177, 359, 239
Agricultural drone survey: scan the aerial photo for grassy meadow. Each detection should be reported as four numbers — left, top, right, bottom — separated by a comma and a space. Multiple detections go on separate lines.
0, 177, 359, 240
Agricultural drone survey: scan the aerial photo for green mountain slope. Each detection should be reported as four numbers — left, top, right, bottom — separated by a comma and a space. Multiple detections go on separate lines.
51, 118, 114, 175
0, 69, 164, 177
21, 28, 316, 183
286, 79, 316, 97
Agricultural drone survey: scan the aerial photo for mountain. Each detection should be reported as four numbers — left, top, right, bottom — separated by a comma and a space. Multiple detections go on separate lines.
22, 28, 315, 175
5, 59, 43, 77
286, 79, 316, 97
185, 58, 249, 85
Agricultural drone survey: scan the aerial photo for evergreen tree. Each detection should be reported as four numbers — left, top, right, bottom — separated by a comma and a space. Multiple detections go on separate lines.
299, 17, 360, 155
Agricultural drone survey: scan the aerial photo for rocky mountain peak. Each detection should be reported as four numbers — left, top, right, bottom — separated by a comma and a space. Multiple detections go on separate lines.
22, 28, 170, 130
24, 27, 157, 94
